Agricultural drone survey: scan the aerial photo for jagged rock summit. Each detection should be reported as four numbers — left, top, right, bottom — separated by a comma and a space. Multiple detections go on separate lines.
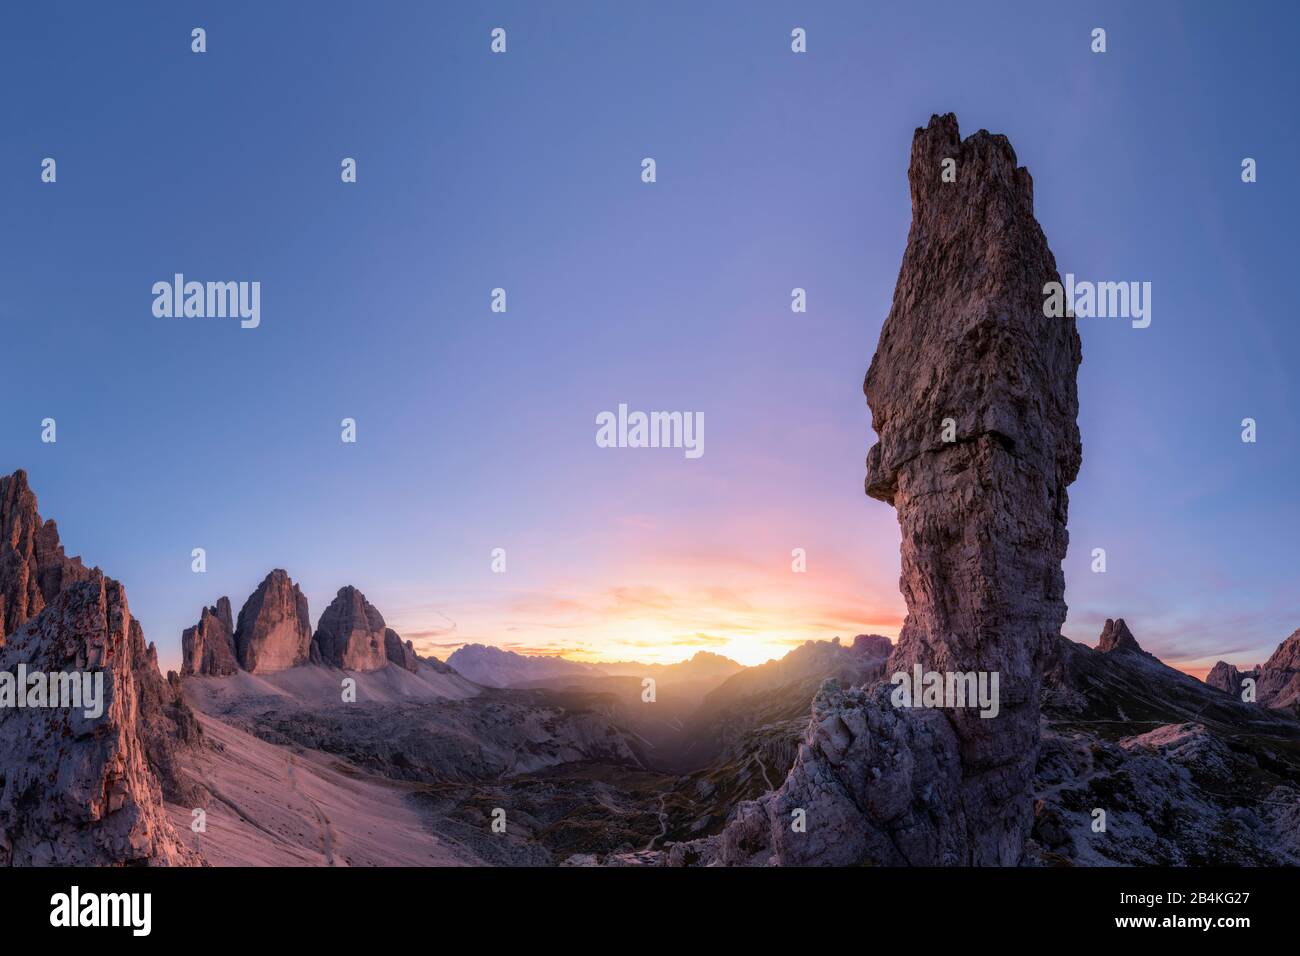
1033, 619, 1300, 865
1205, 627, 1300, 710
314, 585, 391, 671
1096, 617, 1151, 657
184, 578, 429, 677
384, 628, 420, 673
863, 111, 1082, 863
181, 596, 238, 676
1257, 628, 1300, 709
1205, 660, 1255, 697
233, 569, 312, 674
0, 470, 199, 865
0, 469, 91, 642
676, 113, 1082, 866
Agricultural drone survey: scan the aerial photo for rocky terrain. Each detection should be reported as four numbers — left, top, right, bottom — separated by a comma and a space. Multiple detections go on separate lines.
2, 113, 1295, 869
1205, 628, 1300, 711
676, 635, 891, 770
3, 461, 1295, 868
1029, 620, 1300, 865
0, 469, 199, 865
181, 597, 238, 677
0, 469, 91, 639
0, 468, 662, 866
497, 649, 747, 770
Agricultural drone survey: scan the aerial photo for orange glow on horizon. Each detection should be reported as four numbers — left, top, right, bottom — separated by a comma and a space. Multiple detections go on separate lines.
387, 547, 907, 668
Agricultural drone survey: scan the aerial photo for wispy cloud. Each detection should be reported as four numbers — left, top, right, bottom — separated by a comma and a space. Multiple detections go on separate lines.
386, 555, 904, 667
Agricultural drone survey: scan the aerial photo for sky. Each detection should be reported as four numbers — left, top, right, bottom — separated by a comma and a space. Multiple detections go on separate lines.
1, 2, 1295, 674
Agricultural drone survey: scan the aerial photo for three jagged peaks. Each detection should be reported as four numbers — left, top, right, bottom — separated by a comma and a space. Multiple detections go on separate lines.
183, 572, 423, 677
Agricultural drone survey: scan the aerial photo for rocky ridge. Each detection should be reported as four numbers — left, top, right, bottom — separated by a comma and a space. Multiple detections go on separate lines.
0, 470, 199, 865
1205, 628, 1300, 710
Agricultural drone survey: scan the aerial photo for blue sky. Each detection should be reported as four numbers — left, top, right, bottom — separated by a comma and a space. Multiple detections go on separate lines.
1, 1, 1295, 672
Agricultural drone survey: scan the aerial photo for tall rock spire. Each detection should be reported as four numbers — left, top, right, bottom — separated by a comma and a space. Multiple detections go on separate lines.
677, 115, 1081, 867
181, 596, 239, 676
864, 113, 1082, 862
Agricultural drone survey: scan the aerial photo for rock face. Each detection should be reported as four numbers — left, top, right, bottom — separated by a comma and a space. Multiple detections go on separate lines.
679, 637, 898, 799
1205, 660, 1257, 700
0, 470, 90, 642
851, 633, 893, 658
861, 112, 1081, 864
312, 586, 390, 671
1256, 629, 1300, 709
0, 470, 199, 865
1031, 624, 1300, 866
1096, 618, 1151, 657
1204, 629, 1300, 710
0, 574, 198, 865
677, 114, 1081, 866
384, 628, 419, 673
181, 596, 239, 676
185, 578, 430, 679
233, 570, 312, 674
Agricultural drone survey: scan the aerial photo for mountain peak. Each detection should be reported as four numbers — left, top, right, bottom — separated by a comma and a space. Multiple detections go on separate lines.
233, 569, 312, 673
1097, 618, 1147, 656
313, 584, 389, 671
0, 469, 91, 641
1263, 627, 1300, 672
0, 470, 199, 865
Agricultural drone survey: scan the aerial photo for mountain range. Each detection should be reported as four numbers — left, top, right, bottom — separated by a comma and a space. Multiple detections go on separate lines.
3, 113, 1297, 868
